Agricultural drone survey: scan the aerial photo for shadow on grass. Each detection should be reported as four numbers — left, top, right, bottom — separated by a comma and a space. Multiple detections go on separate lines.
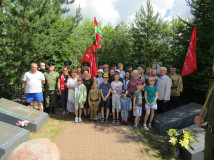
134, 127, 183, 160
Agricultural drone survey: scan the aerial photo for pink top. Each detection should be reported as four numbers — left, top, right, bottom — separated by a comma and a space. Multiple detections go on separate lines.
127, 78, 142, 95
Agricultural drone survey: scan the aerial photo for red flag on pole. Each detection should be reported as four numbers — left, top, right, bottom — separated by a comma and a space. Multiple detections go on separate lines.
92, 41, 96, 53
90, 53, 98, 79
94, 17, 102, 49
181, 25, 197, 77
81, 46, 91, 65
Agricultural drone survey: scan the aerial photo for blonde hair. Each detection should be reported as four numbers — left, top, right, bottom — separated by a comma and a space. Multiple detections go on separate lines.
77, 77, 82, 82
103, 64, 109, 68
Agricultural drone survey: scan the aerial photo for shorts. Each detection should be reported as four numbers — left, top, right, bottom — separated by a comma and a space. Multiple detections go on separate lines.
100, 98, 110, 108
121, 110, 129, 118
133, 107, 142, 117
75, 103, 84, 109
112, 96, 120, 112
26, 92, 43, 102
145, 103, 157, 110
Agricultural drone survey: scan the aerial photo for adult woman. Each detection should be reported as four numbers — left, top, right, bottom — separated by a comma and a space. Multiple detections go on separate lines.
123, 71, 131, 92
127, 70, 143, 99
103, 64, 109, 75
82, 69, 93, 119
77, 66, 83, 78
58, 67, 70, 115
108, 69, 115, 83
145, 68, 152, 84
65, 71, 78, 114
137, 66, 145, 83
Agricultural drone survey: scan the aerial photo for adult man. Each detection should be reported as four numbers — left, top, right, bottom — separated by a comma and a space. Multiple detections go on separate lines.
39, 62, 46, 73
194, 47, 214, 160
6, 138, 61, 160
98, 60, 105, 70
22, 63, 45, 111
44, 60, 59, 114
156, 67, 172, 113
82, 61, 90, 72
118, 63, 125, 79
126, 63, 133, 73
64, 60, 72, 74
169, 64, 183, 108
110, 62, 117, 71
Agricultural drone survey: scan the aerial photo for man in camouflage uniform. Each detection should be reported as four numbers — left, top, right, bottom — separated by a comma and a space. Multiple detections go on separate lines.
169, 64, 183, 108
195, 46, 214, 160
44, 60, 59, 114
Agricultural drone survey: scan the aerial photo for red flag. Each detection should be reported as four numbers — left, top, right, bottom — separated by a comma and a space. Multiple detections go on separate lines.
90, 53, 98, 79
81, 46, 91, 65
92, 41, 96, 53
94, 17, 102, 49
181, 25, 197, 77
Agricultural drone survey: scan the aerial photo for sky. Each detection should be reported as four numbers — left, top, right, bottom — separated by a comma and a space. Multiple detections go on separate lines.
65, 0, 192, 26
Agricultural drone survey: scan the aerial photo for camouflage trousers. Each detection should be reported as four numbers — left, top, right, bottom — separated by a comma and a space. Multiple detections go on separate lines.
204, 130, 214, 160
45, 90, 57, 109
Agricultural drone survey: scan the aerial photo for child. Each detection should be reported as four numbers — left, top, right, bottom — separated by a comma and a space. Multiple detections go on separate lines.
95, 69, 104, 88
133, 81, 144, 128
123, 71, 131, 92
88, 80, 101, 122
73, 77, 87, 123
100, 74, 111, 122
95, 69, 104, 119
111, 73, 123, 124
144, 77, 158, 129
119, 91, 132, 126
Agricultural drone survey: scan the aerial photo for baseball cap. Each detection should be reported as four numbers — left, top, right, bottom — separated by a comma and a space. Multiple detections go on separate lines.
103, 74, 109, 78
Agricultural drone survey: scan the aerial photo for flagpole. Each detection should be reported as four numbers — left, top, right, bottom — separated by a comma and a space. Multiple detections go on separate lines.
96, 49, 99, 68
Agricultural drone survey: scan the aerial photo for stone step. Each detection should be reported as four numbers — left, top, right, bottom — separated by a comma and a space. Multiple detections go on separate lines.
0, 98, 48, 132
0, 121, 30, 159
153, 103, 202, 135
179, 124, 205, 160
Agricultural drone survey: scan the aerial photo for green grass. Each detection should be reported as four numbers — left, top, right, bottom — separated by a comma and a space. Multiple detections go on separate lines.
134, 127, 182, 160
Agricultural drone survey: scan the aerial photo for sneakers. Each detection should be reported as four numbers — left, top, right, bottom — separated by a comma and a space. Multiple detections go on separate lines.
79, 117, 82, 123
143, 123, 149, 130
148, 123, 152, 128
117, 119, 120, 124
112, 119, 116, 124
134, 124, 138, 129
105, 118, 108, 123
120, 121, 125, 125
101, 118, 105, 123
124, 122, 128, 126
75, 117, 78, 123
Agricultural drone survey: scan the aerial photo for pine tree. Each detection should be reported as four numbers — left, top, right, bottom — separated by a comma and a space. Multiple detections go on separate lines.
0, 0, 82, 83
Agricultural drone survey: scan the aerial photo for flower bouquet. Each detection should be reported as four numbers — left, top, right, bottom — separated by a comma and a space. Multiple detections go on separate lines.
167, 129, 195, 157
16, 120, 29, 128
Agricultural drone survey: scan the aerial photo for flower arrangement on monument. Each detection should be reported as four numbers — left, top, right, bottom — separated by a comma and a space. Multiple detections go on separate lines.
16, 120, 29, 128
167, 129, 195, 157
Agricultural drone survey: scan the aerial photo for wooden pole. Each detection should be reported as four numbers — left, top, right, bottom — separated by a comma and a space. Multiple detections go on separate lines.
199, 84, 214, 117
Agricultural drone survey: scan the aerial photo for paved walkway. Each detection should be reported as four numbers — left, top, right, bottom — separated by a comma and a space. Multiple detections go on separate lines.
54, 121, 149, 160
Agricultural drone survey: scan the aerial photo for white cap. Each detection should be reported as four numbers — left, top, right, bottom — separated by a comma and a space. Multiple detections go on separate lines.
115, 69, 120, 73
97, 69, 104, 73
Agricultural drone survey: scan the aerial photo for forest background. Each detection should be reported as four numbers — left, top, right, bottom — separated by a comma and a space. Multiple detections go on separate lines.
0, 0, 214, 104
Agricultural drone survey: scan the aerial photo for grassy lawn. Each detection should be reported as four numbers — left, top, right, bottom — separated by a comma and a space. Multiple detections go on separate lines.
134, 127, 182, 160
30, 108, 71, 141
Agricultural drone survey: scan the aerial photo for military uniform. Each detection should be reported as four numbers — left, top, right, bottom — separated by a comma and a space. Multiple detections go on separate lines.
204, 82, 214, 160
88, 88, 101, 120
44, 71, 59, 113
169, 73, 183, 108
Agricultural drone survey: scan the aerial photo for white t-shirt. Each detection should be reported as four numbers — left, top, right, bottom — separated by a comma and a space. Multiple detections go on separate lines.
111, 81, 123, 98
23, 71, 45, 93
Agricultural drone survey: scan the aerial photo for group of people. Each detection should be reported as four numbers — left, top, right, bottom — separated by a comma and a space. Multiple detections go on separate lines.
22, 59, 183, 129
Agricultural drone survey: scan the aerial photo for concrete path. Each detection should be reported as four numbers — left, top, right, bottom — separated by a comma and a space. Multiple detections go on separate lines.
54, 121, 149, 160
